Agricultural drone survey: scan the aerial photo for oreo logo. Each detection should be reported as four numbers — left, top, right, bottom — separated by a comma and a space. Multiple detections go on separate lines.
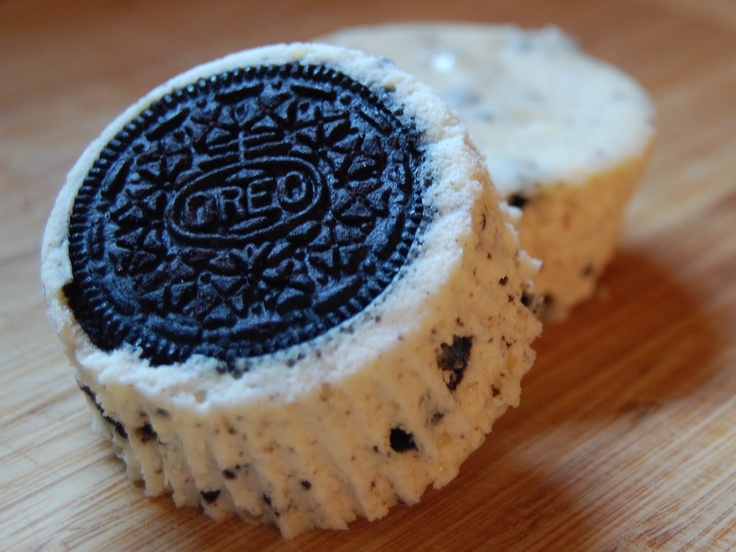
169, 158, 325, 245
64, 61, 426, 368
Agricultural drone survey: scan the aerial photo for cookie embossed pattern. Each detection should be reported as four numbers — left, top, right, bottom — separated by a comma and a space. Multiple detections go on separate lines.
41, 43, 541, 538
63, 62, 425, 368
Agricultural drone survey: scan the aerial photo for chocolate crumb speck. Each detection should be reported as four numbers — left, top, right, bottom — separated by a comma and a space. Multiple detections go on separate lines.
437, 335, 473, 391
389, 427, 417, 452
136, 423, 157, 443
508, 193, 529, 209
200, 490, 220, 504
301, 480, 312, 490
430, 411, 444, 425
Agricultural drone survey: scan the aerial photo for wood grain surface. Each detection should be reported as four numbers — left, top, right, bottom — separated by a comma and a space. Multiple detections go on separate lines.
1, 0, 735, 550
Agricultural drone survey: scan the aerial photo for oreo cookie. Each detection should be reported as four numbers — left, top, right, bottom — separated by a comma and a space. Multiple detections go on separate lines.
63, 61, 426, 366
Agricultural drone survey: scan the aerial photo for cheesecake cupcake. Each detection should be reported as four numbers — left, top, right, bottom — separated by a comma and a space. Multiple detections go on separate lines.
321, 23, 655, 320
41, 43, 541, 537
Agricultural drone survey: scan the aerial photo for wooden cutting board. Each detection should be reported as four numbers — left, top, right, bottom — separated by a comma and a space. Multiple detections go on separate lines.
1, 0, 735, 549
